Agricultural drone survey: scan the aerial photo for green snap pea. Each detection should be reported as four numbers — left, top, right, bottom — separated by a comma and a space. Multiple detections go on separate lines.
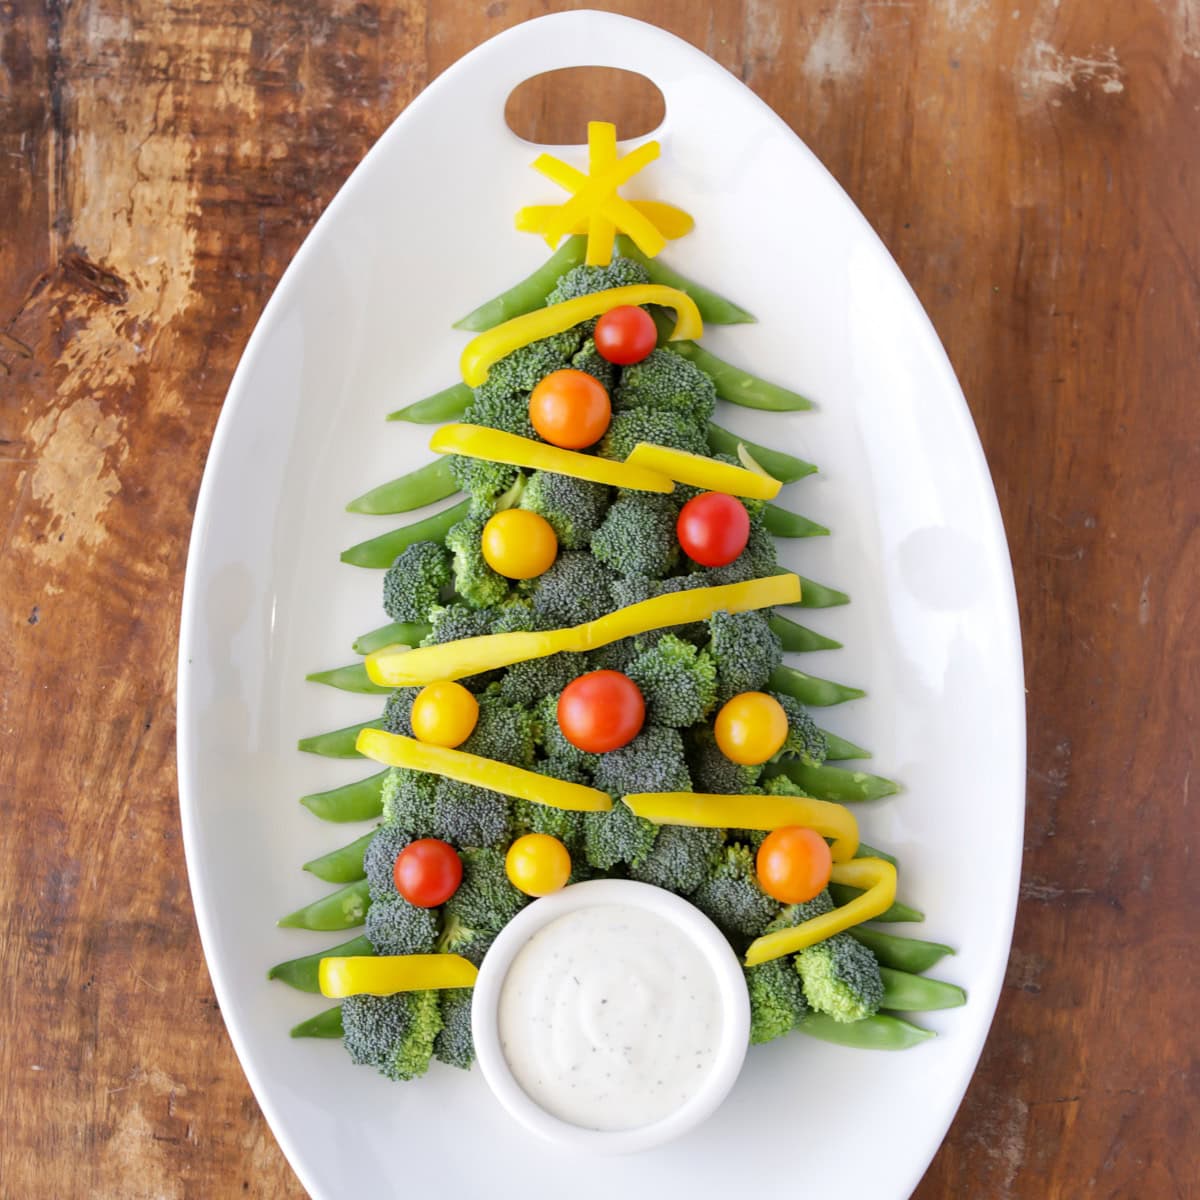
667, 339, 813, 411
769, 664, 865, 707
388, 382, 474, 424
614, 235, 755, 324
306, 663, 392, 695
341, 498, 471, 569
792, 576, 850, 608
278, 878, 370, 931
269, 934, 375, 991
303, 831, 377, 883
776, 760, 900, 803
880, 967, 966, 1012
763, 505, 828, 538
290, 1005, 344, 1039
798, 1012, 934, 1050
346, 460, 458, 515
850, 928, 953, 975
829, 882, 923, 923
855, 842, 897, 868
706, 423, 817, 483
452, 237, 588, 330
300, 770, 388, 822
818, 729, 872, 761
767, 613, 842, 653
297, 719, 385, 759
353, 621, 431, 656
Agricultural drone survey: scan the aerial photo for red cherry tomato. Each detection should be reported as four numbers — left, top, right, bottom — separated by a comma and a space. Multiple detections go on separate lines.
676, 492, 751, 567
393, 838, 463, 908
529, 369, 611, 449
557, 670, 645, 753
756, 826, 833, 904
593, 305, 658, 365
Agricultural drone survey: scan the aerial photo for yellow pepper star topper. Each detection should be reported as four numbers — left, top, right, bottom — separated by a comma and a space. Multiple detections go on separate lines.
515, 121, 694, 267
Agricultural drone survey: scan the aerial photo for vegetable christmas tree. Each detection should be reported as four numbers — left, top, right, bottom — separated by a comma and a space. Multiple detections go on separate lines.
271, 123, 963, 1080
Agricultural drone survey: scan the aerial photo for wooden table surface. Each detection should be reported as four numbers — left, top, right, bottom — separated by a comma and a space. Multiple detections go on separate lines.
2, 1, 1197, 1196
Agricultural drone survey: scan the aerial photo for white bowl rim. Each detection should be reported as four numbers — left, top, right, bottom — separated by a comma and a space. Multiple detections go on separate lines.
471, 878, 751, 1155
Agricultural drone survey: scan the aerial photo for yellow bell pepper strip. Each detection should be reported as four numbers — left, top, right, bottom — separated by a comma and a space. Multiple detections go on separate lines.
459, 284, 703, 387
583, 120, 617, 266
318, 954, 478, 998
366, 573, 801, 686
355, 728, 613, 812
743, 858, 898, 967
429, 424, 674, 494
515, 200, 694, 241
624, 443, 782, 501
623, 792, 858, 863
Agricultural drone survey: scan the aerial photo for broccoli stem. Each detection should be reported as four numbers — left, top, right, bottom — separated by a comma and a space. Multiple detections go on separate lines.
768, 663, 865, 707
352, 621, 432, 656
297, 719, 386, 759
880, 967, 966, 1012
706, 423, 817, 482
615, 235, 756, 324
797, 1012, 934, 1050
790, 576, 851, 608
300, 770, 387, 822
829, 882, 924, 923
306, 663, 392, 695
302, 831, 376, 882
346, 459, 458, 515
388, 382, 473, 424
269, 934, 375, 991
849, 928, 954, 974
452, 237, 589, 330
290, 1005, 344, 1038
277, 878, 370, 931
771, 759, 901, 803
818, 729, 872, 760
763, 504, 829, 537
341, 499, 471, 569
767, 613, 842, 652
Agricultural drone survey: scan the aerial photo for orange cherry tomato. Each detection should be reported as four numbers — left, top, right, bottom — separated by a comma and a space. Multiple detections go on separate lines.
529, 369, 612, 449
594, 305, 658, 365
557, 670, 645, 753
756, 826, 833, 904
393, 838, 462, 908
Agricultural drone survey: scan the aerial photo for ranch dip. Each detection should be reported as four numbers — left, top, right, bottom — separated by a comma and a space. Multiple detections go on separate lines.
497, 903, 724, 1131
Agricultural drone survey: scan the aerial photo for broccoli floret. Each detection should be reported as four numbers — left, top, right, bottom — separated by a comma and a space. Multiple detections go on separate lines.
614, 348, 717, 424
745, 958, 809, 1044
764, 888, 835, 932
583, 799, 660, 870
363, 824, 411, 900
795, 934, 884, 1023
461, 688, 538, 767
694, 523, 779, 587
382, 541, 452, 622
686, 727, 764, 794
341, 990, 441, 1081
689, 843, 780, 945
463, 377, 537, 439
380, 767, 437, 833
530, 551, 618, 626
443, 847, 528, 935
499, 650, 589, 708
629, 824, 725, 894
571, 337, 617, 390
519, 470, 611, 549
436, 911, 495, 967
429, 777, 513, 849
492, 598, 538, 633
512, 760, 590, 854
591, 724, 692, 796
364, 894, 441, 956
591, 492, 680, 579
587, 637, 640, 673
762, 772, 812, 799
532, 694, 599, 773
598, 408, 710, 462
607, 573, 710, 646
444, 514, 511, 608
707, 609, 783, 702
448, 454, 521, 513
433, 988, 476, 1070
485, 329, 582, 392
626, 633, 718, 727
421, 603, 495, 646
545, 256, 649, 306
381, 687, 421, 737
770, 691, 829, 766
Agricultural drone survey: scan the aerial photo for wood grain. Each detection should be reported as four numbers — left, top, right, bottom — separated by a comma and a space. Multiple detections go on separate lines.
1, 1, 1196, 1196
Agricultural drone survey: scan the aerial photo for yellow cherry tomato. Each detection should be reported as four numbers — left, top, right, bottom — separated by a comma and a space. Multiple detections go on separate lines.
409, 681, 479, 748
714, 691, 789, 765
505, 833, 572, 897
481, 509, 558, 580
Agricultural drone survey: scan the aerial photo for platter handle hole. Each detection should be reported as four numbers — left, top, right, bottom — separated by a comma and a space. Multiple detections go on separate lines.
504, 67, 665, 146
